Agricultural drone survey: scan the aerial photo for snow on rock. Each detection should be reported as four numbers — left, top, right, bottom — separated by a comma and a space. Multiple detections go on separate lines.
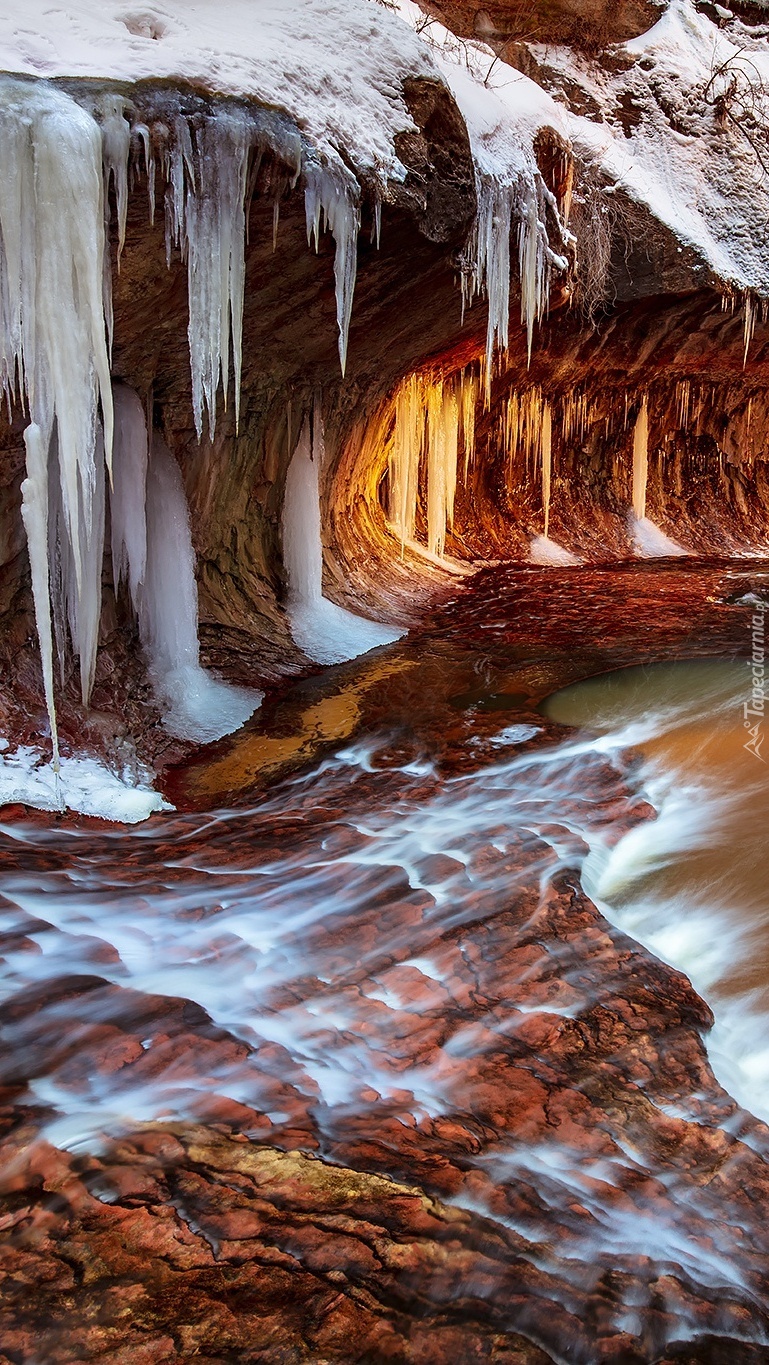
530, 535, 582, 565
0, 0, 436, 182
0, 743, 172, 823
394, 1, 571, 372
630, 515, 688, 558
537, 0, 769, 301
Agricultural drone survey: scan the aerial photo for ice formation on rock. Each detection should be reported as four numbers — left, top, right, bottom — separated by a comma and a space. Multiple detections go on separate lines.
110, 384, 149, 612
628, 398, 687, 557
0, 740, 171, 822
541, 400, 553, 540
283, 411, 404, 663
530, 536, 581, 566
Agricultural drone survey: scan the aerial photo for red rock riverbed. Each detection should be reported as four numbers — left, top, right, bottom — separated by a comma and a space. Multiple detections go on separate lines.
1, 561, 769, 1364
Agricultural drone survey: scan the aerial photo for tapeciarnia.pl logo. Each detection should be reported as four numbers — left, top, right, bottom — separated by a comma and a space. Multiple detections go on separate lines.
745, 602, 767, 761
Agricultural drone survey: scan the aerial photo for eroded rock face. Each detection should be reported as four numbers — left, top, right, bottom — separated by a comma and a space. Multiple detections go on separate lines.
417, 0, 664, 47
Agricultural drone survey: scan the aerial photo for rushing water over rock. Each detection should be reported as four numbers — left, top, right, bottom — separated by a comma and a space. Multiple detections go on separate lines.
4, 563, 769, 1360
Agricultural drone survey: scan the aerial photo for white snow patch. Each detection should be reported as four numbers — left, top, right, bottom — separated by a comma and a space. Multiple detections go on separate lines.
630, 515, 688, 558
545, 0, 769, 296
0, 0, 438, 181
529, 535, 582, 565
0, 744, 171, 823
488, 724, 542, 746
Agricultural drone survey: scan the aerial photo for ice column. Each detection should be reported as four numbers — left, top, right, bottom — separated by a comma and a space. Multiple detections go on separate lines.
283, 410, 403, 664
0, 78, 114, 741
426, 382, 459, 559
138, 431, 262, 742
305, 164, 361, 376
388, 371, 476, 561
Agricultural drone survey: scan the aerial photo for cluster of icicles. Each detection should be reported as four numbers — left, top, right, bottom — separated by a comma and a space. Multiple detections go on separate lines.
462, 178, 569, 390
385, 370, 704, 562
0, 76, 564, 770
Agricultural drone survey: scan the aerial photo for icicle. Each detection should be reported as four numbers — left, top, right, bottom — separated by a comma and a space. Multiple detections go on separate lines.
304, 163, 361, 376
460, 370, 477, 480
272, 197, 280, 251
139, 432, 261, 741
99, 95, 130, 268
21, 423, 60, 775
743, 292, 755, 368
283, 410, 402, 662
67, 425, 106, 706
541, 401, 552, 540
134, 123, 156, 224
632, 397, 649, 521
110, 383, 148, 611
388, 374, 424, 550
423, 378, 460, 558
175, 111, 252, 440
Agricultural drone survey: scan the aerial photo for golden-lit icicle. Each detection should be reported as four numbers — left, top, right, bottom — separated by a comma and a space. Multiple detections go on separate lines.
388, 374, 424, 551
506, 391, 520, 473
444, 384, 459, 532
744, 293, 755, 368
632, 396, 649, 521
675, 379, 690, 429
460, 369, 477, 481
541, 400, 552, 540
426, 379, 451, 557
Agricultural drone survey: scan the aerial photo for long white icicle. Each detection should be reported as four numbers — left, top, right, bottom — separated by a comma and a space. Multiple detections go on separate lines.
0, 78, 114, 738
305, 163, 361, 376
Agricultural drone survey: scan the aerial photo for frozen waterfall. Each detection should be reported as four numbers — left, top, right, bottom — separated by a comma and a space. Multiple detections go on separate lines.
283, 411, 404, 664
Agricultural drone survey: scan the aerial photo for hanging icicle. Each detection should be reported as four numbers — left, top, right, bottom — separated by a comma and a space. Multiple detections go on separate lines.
387, 369, 477, 560
463, 172, 568, 391
304, 161, 361, 377
541, 401, 552, 540
165, 110, 252, 440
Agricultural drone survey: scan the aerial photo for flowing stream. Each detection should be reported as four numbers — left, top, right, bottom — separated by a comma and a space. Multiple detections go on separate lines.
544, 655, 769, 1122
5, 566, 769, 1342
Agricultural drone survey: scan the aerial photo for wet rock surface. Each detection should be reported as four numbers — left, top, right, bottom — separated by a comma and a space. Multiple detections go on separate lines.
2, 565, 769, 1361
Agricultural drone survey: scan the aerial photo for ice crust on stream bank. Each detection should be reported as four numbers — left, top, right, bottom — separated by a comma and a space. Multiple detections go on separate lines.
0, 741, 170, 823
